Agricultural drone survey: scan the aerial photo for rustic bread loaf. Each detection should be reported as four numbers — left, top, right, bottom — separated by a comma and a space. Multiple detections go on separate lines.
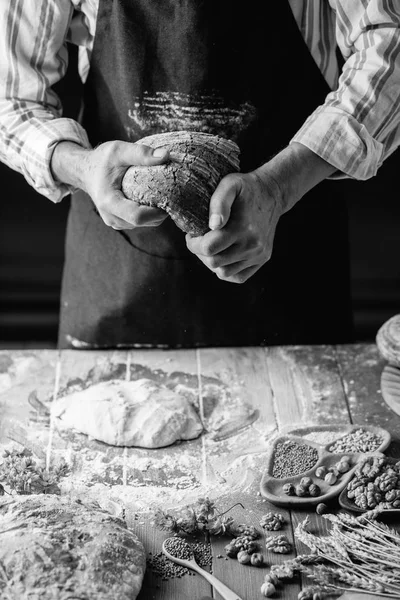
121, 131, 240, 236
0, 494, 146, 599
376, 314, 400, 366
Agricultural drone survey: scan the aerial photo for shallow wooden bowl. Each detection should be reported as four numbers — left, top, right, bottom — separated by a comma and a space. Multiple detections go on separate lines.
260, 425, 391, 508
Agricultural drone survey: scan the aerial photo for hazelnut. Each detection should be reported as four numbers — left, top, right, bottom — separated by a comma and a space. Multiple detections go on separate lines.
282, 483, 296, 496
299, 477, 313, 489
250, 552, 264, 567
325, 472, 337, 485
316, 502, 328, 515
315, 466, 327, 479
295, 484, 309, 497
237, 550, 251, 564
261, 582, 276, 597
337, 461, 350, 473
308, 483, 321, 497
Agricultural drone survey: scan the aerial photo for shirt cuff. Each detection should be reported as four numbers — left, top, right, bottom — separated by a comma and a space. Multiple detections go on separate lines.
290, 106, 385, 181
21, 118, 92, 202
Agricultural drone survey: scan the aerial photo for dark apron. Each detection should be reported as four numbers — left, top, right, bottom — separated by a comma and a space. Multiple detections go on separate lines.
59, 0, 353, 349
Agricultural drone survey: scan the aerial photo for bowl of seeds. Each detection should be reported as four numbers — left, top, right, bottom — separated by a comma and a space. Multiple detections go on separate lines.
260, 425, 391, 508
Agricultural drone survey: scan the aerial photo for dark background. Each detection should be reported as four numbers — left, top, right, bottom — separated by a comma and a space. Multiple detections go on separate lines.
1, 47, 399, 347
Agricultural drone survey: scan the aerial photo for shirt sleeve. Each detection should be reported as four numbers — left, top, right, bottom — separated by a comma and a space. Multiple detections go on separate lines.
291, 0, 400, 180
0, 0, 92, 202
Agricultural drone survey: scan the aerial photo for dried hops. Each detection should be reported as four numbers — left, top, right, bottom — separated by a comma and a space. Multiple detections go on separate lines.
0, 447, 68, 495
121, 131, 240, 236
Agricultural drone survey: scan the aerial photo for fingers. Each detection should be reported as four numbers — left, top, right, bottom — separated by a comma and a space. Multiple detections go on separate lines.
101, 190, 168, 228
98, 209, 135, 230
110, 140, 170, 167
188, 243, 257, 270
222, 264, 261, 284
208, 174, 241, 230
186, 229, 236, 257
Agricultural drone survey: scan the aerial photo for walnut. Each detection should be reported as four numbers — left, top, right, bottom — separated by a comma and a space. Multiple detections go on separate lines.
265, 535, 292, 554
260, 512, 285, 531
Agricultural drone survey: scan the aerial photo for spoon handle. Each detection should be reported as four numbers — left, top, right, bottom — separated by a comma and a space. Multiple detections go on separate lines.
190, 562, 244, 600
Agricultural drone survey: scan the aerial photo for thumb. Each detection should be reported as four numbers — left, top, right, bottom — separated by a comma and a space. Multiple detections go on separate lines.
115, 141, 170, 166
208, 175, 240, 230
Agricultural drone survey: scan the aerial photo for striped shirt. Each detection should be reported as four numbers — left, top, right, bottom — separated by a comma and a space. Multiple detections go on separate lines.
0, 0, 399, 202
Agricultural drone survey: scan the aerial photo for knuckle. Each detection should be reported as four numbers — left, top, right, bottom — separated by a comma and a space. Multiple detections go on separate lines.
133, 143, 154, 163
231, 273, 246, 284
224, 172, 242, 187
207, 255, 221, 269
215, 266, 230, 279
201, 240, 217, 257
102, 215, 114, 227
99, 140, 120, 160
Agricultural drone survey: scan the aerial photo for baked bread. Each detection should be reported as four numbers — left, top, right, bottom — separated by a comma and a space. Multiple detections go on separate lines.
376, 314, 400, 366
0, 494, 146, 599
122, 131, 240, 236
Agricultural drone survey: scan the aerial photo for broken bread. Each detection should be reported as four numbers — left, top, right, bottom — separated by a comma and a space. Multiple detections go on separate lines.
121, 131, 240, 236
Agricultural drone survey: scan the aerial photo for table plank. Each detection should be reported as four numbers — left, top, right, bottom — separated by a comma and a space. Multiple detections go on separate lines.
124, 349, 213, 600
0, 349, 59, 458
267, 346, 352, 599
266, 346, 350, 429
209, 491, 301, 600
197, 348, 282, 600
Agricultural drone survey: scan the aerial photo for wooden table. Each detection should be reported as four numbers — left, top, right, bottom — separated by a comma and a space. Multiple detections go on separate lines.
0, 344, 399, 600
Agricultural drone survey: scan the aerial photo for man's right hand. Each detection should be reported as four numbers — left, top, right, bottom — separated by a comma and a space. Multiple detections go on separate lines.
51, 140, 170, 230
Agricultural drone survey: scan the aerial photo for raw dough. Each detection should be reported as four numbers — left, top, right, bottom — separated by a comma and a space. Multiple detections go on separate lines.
0, 494, 146, 600
52, 378, 204, 448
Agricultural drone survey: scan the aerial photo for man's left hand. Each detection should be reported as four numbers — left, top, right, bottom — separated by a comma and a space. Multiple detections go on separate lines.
185, 171, 283, 284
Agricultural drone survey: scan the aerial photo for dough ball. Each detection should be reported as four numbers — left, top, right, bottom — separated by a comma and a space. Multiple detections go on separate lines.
52, 378, 204, 448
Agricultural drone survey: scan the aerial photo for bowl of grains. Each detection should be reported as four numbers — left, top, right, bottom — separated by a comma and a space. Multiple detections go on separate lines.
260, 425, 391, 508
339, 454, 400, 514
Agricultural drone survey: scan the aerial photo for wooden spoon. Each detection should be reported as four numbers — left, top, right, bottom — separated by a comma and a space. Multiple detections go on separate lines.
162, 538, 244, 600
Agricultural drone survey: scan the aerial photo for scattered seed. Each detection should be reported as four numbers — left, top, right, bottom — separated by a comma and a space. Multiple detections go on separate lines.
147, 538, 212, 580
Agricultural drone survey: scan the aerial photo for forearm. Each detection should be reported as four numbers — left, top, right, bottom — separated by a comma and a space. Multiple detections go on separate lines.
254, 142, 336, 213
51, 141, 92, 193
291, 0, 400, 181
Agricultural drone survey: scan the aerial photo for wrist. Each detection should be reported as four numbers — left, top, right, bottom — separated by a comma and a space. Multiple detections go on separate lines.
51, 141, 92, 193
254, 142, 336, 213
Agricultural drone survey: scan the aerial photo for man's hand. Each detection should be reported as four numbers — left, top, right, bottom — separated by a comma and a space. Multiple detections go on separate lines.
186, 171, 283, 284
51, 140, 170, 229
186, 143, 337, 283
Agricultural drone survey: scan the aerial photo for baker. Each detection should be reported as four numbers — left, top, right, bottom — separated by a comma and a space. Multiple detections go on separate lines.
1, 1, 399, 349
